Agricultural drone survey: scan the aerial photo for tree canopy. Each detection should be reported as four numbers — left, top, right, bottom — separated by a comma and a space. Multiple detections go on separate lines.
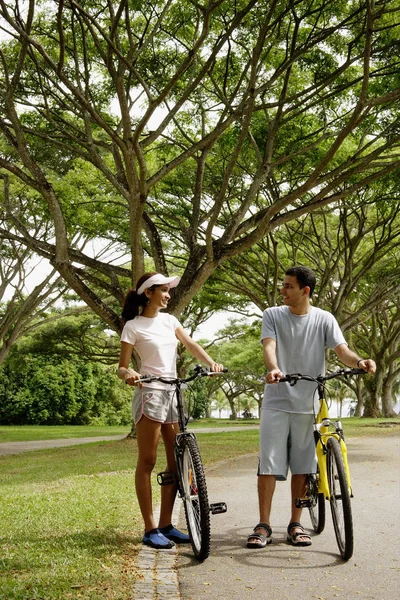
1, 0, 399, 332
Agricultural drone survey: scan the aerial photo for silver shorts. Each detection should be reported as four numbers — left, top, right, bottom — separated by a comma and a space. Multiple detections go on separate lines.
259, 408, 317, 481
132, 386, 179, 424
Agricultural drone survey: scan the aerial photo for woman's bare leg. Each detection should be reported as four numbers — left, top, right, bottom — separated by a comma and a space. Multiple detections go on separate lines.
135, 416, 162, 532
158, 422, 179, 528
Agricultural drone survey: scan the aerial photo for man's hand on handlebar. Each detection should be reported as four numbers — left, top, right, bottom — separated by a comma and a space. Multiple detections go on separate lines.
265, 368, 284, 384
357, 359, 376, 374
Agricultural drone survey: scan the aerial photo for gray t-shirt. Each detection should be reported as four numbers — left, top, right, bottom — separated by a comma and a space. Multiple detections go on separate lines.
260, 306, 347, 413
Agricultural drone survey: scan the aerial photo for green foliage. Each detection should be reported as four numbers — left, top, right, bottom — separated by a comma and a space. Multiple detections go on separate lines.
0, 356, 132, 426
1, 0, 399, 334
186, 376, 211, 419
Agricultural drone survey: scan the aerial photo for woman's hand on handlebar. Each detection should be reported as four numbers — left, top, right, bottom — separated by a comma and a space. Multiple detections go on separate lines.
123, 368, 142, 386
209, 362, 225, 373
265, 368, 284, 384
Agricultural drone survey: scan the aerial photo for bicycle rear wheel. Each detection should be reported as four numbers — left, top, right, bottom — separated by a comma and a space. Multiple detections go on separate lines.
179, 435, 210, 561
308, 471, 326, 533
327, 437, 353, 560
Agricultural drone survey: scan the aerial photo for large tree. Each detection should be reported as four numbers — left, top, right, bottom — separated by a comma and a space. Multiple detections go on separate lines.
0, 0, 399, 332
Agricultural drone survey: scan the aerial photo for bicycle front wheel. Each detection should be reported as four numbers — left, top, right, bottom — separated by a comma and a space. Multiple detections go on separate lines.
308, 471, 326, 533
327, 437, 353, 560
179, 436, 210, 561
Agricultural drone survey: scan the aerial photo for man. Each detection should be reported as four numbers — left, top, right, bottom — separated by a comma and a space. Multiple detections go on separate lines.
247, 266, 376, 548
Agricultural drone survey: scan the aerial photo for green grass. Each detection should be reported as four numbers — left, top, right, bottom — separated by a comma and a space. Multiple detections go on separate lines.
0, 421, 257, 443
0, 419, 399, 599
0, 425, 130, 443
0, 439, 142, 599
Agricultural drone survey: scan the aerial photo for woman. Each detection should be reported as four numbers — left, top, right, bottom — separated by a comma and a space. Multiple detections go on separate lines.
118, 272, 224, 549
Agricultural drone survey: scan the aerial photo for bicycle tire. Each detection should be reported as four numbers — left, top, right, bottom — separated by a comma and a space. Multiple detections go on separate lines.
308, 471, 326, 533
327, 437, 354, 560
178, 435, 210, 561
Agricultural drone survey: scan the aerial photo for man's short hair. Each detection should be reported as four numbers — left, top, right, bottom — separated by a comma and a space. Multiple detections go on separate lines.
285, 266, 316, 297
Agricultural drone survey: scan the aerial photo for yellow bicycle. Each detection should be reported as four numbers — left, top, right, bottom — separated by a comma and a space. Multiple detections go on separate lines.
280, 367, 366, 560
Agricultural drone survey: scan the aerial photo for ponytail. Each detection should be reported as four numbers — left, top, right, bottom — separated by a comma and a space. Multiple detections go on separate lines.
121, 271, 158, 324
121, 289, 145, 322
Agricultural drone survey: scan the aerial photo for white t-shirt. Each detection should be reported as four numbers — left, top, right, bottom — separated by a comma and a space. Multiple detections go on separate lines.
260, 305, 347, 413
121, 312, 182, 389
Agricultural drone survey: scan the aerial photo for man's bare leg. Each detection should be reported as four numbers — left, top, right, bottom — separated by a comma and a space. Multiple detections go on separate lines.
247, 474, 276, 545
288, 473, 311, 544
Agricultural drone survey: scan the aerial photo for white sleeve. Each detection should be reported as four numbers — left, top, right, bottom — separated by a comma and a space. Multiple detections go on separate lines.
120, 321, 138, 345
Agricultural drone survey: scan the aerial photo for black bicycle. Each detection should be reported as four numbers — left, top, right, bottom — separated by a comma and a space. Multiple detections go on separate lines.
139, 365, 228, 561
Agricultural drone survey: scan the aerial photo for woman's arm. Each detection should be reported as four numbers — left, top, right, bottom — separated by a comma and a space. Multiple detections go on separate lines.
175, 327, 224, 372
117, 341, 141, 385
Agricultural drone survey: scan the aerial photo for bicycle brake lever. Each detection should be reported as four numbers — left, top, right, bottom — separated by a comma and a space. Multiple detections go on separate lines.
280, 374, 300, 386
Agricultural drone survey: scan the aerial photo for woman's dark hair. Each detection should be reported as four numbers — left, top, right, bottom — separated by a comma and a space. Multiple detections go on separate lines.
121, 272, 158, 323
285, 266, 317, 298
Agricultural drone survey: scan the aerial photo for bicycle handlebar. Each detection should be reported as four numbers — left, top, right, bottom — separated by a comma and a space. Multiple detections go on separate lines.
138, 364, 228, 385
278, 367, 366, 386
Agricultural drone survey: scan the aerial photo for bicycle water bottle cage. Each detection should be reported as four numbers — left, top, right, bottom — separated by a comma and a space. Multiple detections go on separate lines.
157, 471, 176, 486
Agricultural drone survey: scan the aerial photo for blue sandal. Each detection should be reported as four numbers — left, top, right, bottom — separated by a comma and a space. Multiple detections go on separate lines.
142, 528, 175, 549
159, 524, 191, 544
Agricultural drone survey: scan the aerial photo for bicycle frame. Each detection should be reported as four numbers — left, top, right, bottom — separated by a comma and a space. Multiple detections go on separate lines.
314, 388, 352, 500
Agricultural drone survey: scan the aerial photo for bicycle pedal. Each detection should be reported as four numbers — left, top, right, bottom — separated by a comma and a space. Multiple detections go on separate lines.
295, 497, 314, 509
157, 471, 175, 486
209, 502, 227, 514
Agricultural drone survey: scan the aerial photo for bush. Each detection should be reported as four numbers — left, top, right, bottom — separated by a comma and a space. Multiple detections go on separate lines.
0, 358, 132, 426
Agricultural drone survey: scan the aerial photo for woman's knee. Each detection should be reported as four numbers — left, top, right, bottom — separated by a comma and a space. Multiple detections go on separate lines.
137, 453, 157, 473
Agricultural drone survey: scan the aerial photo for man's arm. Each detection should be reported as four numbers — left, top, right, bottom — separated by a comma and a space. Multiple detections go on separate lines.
334, 344, 376, 374
262, 337, 284, 383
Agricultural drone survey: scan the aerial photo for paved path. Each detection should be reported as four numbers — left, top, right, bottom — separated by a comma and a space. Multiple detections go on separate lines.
178, 435, 400, 600
0, 435, 127, 454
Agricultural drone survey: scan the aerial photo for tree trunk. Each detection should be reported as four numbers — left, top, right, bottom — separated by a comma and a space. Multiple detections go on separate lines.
381, 381, 397, 417
126, 423, 136, 439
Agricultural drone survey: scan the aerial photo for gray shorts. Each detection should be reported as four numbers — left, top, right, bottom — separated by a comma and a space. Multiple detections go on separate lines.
132, 386, 179, 424
259, 408, 317, 481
